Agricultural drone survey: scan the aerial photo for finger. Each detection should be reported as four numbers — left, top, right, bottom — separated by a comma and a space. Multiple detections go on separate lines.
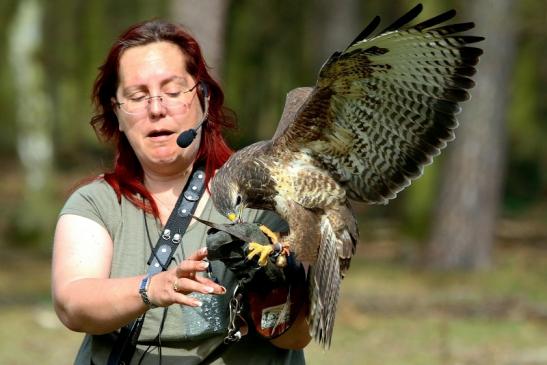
173, 292, 204, 307
172, 277, 218, 295
195, 276, 227, 295
176, 259, 209, 277
186, 247, 208, 261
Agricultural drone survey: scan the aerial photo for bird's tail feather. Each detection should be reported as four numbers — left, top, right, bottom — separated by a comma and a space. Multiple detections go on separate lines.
309, 215, 343, 348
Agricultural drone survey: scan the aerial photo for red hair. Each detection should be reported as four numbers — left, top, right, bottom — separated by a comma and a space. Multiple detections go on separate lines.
90, 20, 235, 216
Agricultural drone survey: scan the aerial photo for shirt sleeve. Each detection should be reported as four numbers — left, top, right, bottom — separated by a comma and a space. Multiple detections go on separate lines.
59, 179, 121, 238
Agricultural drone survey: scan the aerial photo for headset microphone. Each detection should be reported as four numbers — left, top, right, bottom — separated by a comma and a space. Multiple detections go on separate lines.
176, 81, 209, 148
176, 120, 204, 148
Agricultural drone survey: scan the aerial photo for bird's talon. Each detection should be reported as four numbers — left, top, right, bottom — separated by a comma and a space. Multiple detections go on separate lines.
247, 228, 290, 267
247, 242, 274, 267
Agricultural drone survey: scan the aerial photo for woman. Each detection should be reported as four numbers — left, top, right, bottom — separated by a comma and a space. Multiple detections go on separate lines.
52, 20, 310, 365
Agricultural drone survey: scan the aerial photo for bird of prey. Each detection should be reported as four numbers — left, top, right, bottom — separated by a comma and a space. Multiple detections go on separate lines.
210, 4, 483, 347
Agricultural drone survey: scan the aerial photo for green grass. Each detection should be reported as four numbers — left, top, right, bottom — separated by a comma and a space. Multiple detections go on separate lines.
1, 241, 547, 365
0, 252, 83, 365
305, 242, 547, 365
307, 315, 547, 365
0, 306, 83, 365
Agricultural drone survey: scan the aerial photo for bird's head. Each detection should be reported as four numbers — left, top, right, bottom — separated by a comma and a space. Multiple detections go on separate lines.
211, 166, 246, 223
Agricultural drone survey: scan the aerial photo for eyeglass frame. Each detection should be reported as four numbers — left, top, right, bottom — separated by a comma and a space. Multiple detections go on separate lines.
114, 81, 200, 115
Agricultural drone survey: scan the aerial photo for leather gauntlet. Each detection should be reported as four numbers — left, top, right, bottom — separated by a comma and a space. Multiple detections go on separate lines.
206, 223, 307, 339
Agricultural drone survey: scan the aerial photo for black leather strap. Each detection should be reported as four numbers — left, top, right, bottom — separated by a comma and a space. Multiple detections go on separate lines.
107, 165, 206, 365
147, 167, 207, 274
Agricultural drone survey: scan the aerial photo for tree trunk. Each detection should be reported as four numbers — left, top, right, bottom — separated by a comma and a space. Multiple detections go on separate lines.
309, 0, 362, 70
426, 0, 517, 270
8, 0, 55, 247
168, 0, 230, 81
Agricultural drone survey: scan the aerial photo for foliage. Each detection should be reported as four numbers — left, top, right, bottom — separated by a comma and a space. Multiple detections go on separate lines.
224, 0, 313, 147
505, 1, 547, 214
0, 0, 18, 156
0, 0, 546, 249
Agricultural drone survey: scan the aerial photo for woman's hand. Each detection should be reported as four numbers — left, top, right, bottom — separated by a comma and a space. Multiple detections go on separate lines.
147, 248, 226, 308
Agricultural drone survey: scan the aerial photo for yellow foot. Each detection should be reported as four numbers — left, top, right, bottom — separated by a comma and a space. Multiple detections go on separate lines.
259, 225, 281, 244
247, 242, 274, 266
251, 226, 292, 267
259, 225, 292, 268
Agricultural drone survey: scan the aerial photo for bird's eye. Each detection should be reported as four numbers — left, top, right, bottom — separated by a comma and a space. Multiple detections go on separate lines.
235, 195, 242, 206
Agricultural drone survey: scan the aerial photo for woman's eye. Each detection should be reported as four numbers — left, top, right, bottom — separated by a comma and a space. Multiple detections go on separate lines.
165, 91, 181, 98
129, 94, 146, 102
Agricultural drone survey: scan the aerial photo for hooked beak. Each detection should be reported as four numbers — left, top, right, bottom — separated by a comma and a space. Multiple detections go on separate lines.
227, 206, 245, 223
228, 212, 238, 222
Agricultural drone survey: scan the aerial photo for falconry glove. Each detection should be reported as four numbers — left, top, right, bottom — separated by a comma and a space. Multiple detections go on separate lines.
205, 225, 301, 288
205, 222, 307, 339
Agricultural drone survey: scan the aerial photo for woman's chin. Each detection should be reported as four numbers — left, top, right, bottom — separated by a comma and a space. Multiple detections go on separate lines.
143, 143, 198, 170
148, 151, 193, 169
148, 146, 179, 162
150, 154, 179, 166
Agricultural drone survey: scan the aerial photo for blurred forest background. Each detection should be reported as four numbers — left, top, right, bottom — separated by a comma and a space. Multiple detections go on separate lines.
1, 0, 547, 364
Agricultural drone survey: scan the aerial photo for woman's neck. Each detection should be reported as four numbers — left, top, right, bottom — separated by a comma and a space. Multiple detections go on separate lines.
143, 164, 193, 194
143, 163, 195, 224
140, 142, 201, 196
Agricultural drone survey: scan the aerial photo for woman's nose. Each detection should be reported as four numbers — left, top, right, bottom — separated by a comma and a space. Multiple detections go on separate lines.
148, 96, 166, 117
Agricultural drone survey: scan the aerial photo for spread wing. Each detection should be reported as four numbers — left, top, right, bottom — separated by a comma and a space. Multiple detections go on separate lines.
272, 4, 484, 204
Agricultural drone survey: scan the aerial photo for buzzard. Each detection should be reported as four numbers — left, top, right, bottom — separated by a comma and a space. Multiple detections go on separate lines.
210, 4, 483, 347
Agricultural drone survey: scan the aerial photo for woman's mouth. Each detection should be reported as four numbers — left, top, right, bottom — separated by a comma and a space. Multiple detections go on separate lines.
147, 129, 175, 141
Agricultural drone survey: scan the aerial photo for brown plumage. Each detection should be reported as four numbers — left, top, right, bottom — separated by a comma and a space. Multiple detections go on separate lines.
210, 4, 483, 347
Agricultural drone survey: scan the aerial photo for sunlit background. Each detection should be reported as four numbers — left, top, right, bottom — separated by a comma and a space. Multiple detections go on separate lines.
1, 0, 546, 364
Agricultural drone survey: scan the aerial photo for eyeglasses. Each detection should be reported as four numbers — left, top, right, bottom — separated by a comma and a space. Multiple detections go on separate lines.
115, 82, 198, 115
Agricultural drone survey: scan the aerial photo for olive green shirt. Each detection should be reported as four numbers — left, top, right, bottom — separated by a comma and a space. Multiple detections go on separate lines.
60, 178, 305, 365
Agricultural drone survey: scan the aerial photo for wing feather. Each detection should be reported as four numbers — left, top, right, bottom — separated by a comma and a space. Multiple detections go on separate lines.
380, 3, 424, 33
309, 216, 342, 348
273, 7, 483, 203
346, 16, 381, 48
414, 9, 456, 31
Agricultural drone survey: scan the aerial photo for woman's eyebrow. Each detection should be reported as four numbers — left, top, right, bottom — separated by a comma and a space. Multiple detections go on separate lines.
121, 76, 189, 94
161, 75, 188, 86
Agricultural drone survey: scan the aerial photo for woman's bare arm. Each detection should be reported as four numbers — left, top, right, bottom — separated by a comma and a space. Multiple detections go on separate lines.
52, 214, 224, 335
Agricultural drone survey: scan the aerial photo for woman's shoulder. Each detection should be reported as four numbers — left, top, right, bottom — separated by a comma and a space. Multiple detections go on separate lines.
60, 177, 121, 231
71, 176, 116, 197
64, 177, 119, 210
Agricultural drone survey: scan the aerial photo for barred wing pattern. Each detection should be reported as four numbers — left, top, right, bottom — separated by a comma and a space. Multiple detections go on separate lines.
209, 4, 484, 350
273, 4, 483, 204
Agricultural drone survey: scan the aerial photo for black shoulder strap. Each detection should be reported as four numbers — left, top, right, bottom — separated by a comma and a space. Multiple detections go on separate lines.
147, 166, 207, 273
108, 165, 206, 365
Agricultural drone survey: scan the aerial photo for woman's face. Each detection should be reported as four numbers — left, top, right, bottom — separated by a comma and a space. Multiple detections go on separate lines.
114, 41, 203, 173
